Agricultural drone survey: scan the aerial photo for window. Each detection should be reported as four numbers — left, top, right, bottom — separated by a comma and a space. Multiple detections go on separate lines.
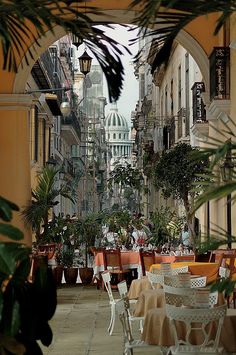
185, 53, 190, 135
178, 65, 182, 110
119, 133, 121, 139
113, 133, 116, 139
34, 106, 38, 162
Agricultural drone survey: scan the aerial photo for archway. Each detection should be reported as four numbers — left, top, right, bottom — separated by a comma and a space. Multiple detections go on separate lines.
0, 5, 218, 244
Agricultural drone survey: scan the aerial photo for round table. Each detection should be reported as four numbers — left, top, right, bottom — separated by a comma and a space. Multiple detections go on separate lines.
150, 262, 219, 284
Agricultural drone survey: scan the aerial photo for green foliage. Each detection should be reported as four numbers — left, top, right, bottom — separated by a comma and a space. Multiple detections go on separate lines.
153, 143, 208, 201
61, 248, 75, 268
0, 196, 57, 354
108, 162, 143, 191
0, 1, 131, 102
192, 117, 236, 213
22, 166, 75, 243
130, 0, 233, 73
73, 213, 103, 268
148, 207, 178, 246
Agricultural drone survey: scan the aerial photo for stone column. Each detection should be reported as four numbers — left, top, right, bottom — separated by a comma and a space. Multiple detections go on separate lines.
0, 94, 33, 245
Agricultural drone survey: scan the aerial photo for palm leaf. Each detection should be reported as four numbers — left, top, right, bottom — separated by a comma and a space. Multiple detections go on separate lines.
130, 0, 236, 72
0, 1, 129, 101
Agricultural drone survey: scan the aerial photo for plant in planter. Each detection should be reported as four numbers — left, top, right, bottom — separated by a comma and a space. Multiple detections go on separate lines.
75, 214, 103, 285
61, 248, 79, 285
0, 195, 57, 354
22, 166, 75, 247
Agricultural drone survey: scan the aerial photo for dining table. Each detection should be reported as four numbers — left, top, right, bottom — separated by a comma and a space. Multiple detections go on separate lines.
141, 306, 236, 353
93, 250, 195, 279
150, 261, 220, 284
128, 261, 219, 300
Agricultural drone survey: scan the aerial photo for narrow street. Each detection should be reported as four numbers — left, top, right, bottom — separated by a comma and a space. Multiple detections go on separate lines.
40, 285, 161, 355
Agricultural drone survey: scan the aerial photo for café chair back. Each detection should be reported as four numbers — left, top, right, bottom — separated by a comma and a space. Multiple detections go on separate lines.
103, 248, 131, 289
171, 266, 189, 275
165, 303, 227, 354
139, 250, 155, 276
117, 280, 137, 304
190, 276, 207, 288
116, 297, 168, 355
164, 284, 196, 307
101, 271, 120, 335
117, 281, 143, 333
146, 271, 164, 289
208, 249, 236, 264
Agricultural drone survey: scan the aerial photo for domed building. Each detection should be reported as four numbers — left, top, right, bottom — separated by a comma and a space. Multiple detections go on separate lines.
104, 103, 132, 166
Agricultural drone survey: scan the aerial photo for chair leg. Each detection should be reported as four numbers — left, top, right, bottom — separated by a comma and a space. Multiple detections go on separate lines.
108, 303, 116, 335
107, 305, 113, 333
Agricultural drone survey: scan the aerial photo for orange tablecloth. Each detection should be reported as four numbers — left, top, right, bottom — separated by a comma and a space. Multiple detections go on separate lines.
128, 276, 152, 299
142, 307, 236, 353
150, 262, 219, 284
94, 251, 195, 277
133, 289, 165, 317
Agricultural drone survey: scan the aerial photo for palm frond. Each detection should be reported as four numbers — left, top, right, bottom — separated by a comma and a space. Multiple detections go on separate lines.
130, 0, 236, 72
192, 181, 236, 213
0, 1, 129, 102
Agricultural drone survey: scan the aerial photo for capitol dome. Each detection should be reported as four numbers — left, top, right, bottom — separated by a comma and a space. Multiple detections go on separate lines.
105, 105, 129, 131
104, 103, 132, 160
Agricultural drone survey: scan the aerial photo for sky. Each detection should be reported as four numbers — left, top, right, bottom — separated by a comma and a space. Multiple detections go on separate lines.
76, 25, 139, 126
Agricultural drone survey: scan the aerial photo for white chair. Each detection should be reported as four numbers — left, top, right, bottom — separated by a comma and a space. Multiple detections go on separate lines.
219, 266, 230, 279
164, 284, 196, 307
117, 280, 137, 305
102, 271, 120, 335
171, 266, 189, 275
117, 281, 144, 332
165, 303, 227, 354
146, 271, 164, 289
190, 276, 207, 288
116, 297, 168, 355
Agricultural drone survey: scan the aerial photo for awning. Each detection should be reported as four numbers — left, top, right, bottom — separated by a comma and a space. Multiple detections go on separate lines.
45, 93, 62, 116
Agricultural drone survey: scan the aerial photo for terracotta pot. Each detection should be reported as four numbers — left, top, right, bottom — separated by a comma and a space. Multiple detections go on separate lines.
79, 267, 93, 285
64, 267, 78, 285
51, 265, 64, 286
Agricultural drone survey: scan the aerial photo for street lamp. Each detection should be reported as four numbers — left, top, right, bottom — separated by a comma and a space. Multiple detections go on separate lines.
78, 50, 92, 76
27, 87, 72, 117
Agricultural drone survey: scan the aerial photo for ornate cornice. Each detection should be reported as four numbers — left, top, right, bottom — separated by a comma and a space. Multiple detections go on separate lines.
0, 94, 33, 110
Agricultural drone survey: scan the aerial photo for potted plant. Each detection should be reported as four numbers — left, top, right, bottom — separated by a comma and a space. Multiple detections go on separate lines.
76, 214, 102, 285
0, 195, 57, 354
61, 248, 78, 285
22, 166, 75, 251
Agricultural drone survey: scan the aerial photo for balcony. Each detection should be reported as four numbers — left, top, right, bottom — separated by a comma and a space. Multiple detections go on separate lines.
210, 47, 230, 101
61, 111, 81, 145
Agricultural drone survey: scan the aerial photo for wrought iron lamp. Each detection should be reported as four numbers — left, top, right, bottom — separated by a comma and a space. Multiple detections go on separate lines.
78, 50, 92, 76
27, 87, 72, 117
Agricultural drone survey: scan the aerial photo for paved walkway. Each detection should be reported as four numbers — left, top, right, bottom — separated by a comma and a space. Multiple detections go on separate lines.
40, 285, 161, 355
